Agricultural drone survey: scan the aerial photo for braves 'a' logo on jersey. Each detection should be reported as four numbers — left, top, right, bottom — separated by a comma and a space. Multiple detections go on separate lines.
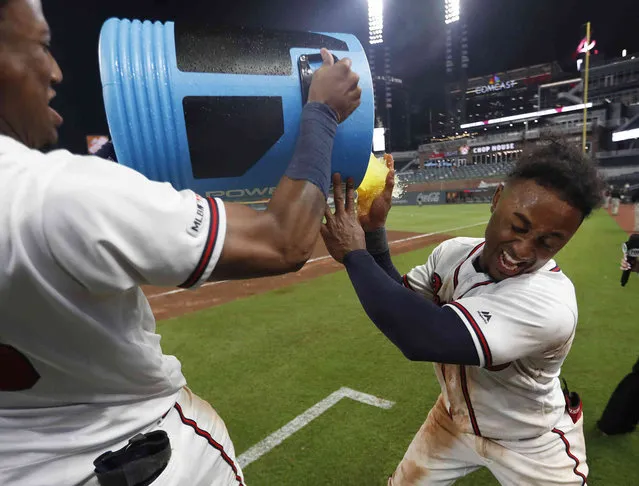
431, 272, 443, 306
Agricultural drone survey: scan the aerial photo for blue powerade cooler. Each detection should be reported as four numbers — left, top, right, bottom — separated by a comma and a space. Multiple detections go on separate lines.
98, 18, 374, 201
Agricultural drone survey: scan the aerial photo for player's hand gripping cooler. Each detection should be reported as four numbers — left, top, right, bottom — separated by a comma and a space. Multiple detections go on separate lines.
98, 18, 374, 200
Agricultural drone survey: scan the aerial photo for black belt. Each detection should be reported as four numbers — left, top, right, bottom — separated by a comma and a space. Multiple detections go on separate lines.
93, 430, 171, 486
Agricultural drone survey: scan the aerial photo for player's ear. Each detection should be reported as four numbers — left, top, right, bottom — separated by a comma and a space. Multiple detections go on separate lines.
490, 184, 504, 214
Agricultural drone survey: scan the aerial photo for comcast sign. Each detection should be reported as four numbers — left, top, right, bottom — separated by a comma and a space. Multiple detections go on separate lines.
474, 75, 516, 95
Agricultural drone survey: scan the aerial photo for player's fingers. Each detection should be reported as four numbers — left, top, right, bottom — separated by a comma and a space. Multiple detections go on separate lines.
383, 169, 396, 199
324, 202, 335, 225
348, 72, 360, 91
320, 222, 329, 238
345, 178, 355, 213
349, 85, 362, 100
320, 48, 335, 67
349, 98, 362, 115
385, 154, 395, 171
337, 57, 353, 69
332, 173, 344, 213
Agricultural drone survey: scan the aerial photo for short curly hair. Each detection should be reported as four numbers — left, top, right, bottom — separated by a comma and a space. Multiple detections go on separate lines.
507, 135, 603, 219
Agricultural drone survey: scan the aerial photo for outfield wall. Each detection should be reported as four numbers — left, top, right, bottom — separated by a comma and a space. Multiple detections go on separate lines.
241, 179, 504, 209
393, 178, 503, 206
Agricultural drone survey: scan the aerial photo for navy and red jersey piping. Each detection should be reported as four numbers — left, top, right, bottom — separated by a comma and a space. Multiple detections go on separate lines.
453, 242, 485, 290
402, 274, 414, 290
447, 301, 493, 368
174, 402, 244, 485
551, 428, 587, 485
460, 366, 481, 436
458, 280, 493, 299
179, 197, 220, 288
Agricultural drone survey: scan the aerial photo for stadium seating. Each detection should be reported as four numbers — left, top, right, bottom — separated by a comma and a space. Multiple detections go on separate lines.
605, 171, 639, 187
398, 160, 517, 184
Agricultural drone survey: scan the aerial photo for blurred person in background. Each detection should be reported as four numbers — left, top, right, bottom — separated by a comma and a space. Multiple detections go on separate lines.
596, 255, 639, 436
602, 186, 611, 209
610, 185, 621, 215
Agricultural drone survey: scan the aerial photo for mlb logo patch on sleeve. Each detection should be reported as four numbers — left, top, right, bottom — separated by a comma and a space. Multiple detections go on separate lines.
187, 195, 207, 238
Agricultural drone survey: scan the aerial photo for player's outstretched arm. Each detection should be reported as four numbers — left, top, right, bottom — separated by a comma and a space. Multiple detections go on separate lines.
209, 49, 362, 281
322, 178, 480, 365
41, 49, 360, 291
212, 177, 326, 279
344, 251, 480, 364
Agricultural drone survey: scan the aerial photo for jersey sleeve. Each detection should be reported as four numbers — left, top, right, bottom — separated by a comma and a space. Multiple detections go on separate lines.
444, 282, 576, 368
42, 154, 226, 292
403, 241, 446, 299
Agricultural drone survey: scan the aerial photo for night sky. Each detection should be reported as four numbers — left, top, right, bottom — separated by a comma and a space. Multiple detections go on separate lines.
44, 0, 639, 152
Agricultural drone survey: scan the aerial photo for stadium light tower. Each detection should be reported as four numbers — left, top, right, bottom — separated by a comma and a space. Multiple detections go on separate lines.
445, 0, 460, 24
368, 0, 384, 45
368, 0, 395, 151
443, 0, 468, 135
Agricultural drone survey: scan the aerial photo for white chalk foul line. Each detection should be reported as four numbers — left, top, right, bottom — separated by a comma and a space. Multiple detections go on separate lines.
147, 220, 488, 300
237, 387, 395, 469
386, 220, 488, 244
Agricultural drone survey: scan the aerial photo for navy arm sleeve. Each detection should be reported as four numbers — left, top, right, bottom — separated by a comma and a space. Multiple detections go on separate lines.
343, 249, 480, 365
284, 102, 337, 198
365, 228, 402, 283
371, 250, 402, 283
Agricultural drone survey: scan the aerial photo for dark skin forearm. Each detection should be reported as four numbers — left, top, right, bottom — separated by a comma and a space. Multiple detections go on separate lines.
212, 177, 326, 280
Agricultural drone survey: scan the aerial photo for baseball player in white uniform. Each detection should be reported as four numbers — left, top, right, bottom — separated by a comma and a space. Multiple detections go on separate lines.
0, 1, 362, 485
321, 141, 602, 485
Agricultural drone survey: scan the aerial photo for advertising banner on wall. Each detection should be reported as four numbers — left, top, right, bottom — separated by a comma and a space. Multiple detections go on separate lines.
468, 75, 517, 96
392, 190, 445, 206
393, 187, 498, 206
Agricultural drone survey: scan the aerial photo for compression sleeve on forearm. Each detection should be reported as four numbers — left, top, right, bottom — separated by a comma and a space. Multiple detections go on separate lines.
284, 102, 338, 198
365, 227, 402, 283
343, 249, 480, 365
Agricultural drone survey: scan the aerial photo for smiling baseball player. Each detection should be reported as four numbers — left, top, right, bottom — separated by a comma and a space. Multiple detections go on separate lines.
321, 139, 602, 485
0, 1, 362, 485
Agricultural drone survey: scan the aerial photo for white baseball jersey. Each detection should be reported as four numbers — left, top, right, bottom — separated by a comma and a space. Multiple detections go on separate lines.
404, 237, 578, 440
0, 135, 227, 485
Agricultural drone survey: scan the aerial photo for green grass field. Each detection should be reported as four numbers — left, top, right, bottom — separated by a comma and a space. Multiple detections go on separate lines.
157, 205, 639, 485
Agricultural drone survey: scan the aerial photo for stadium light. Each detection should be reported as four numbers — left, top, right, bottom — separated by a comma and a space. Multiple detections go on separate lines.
445, 0, 460, 24
460, 103, 593, 129
368, 0, 384, 45
612, 128, 639, 142
373, 127, 386, 152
